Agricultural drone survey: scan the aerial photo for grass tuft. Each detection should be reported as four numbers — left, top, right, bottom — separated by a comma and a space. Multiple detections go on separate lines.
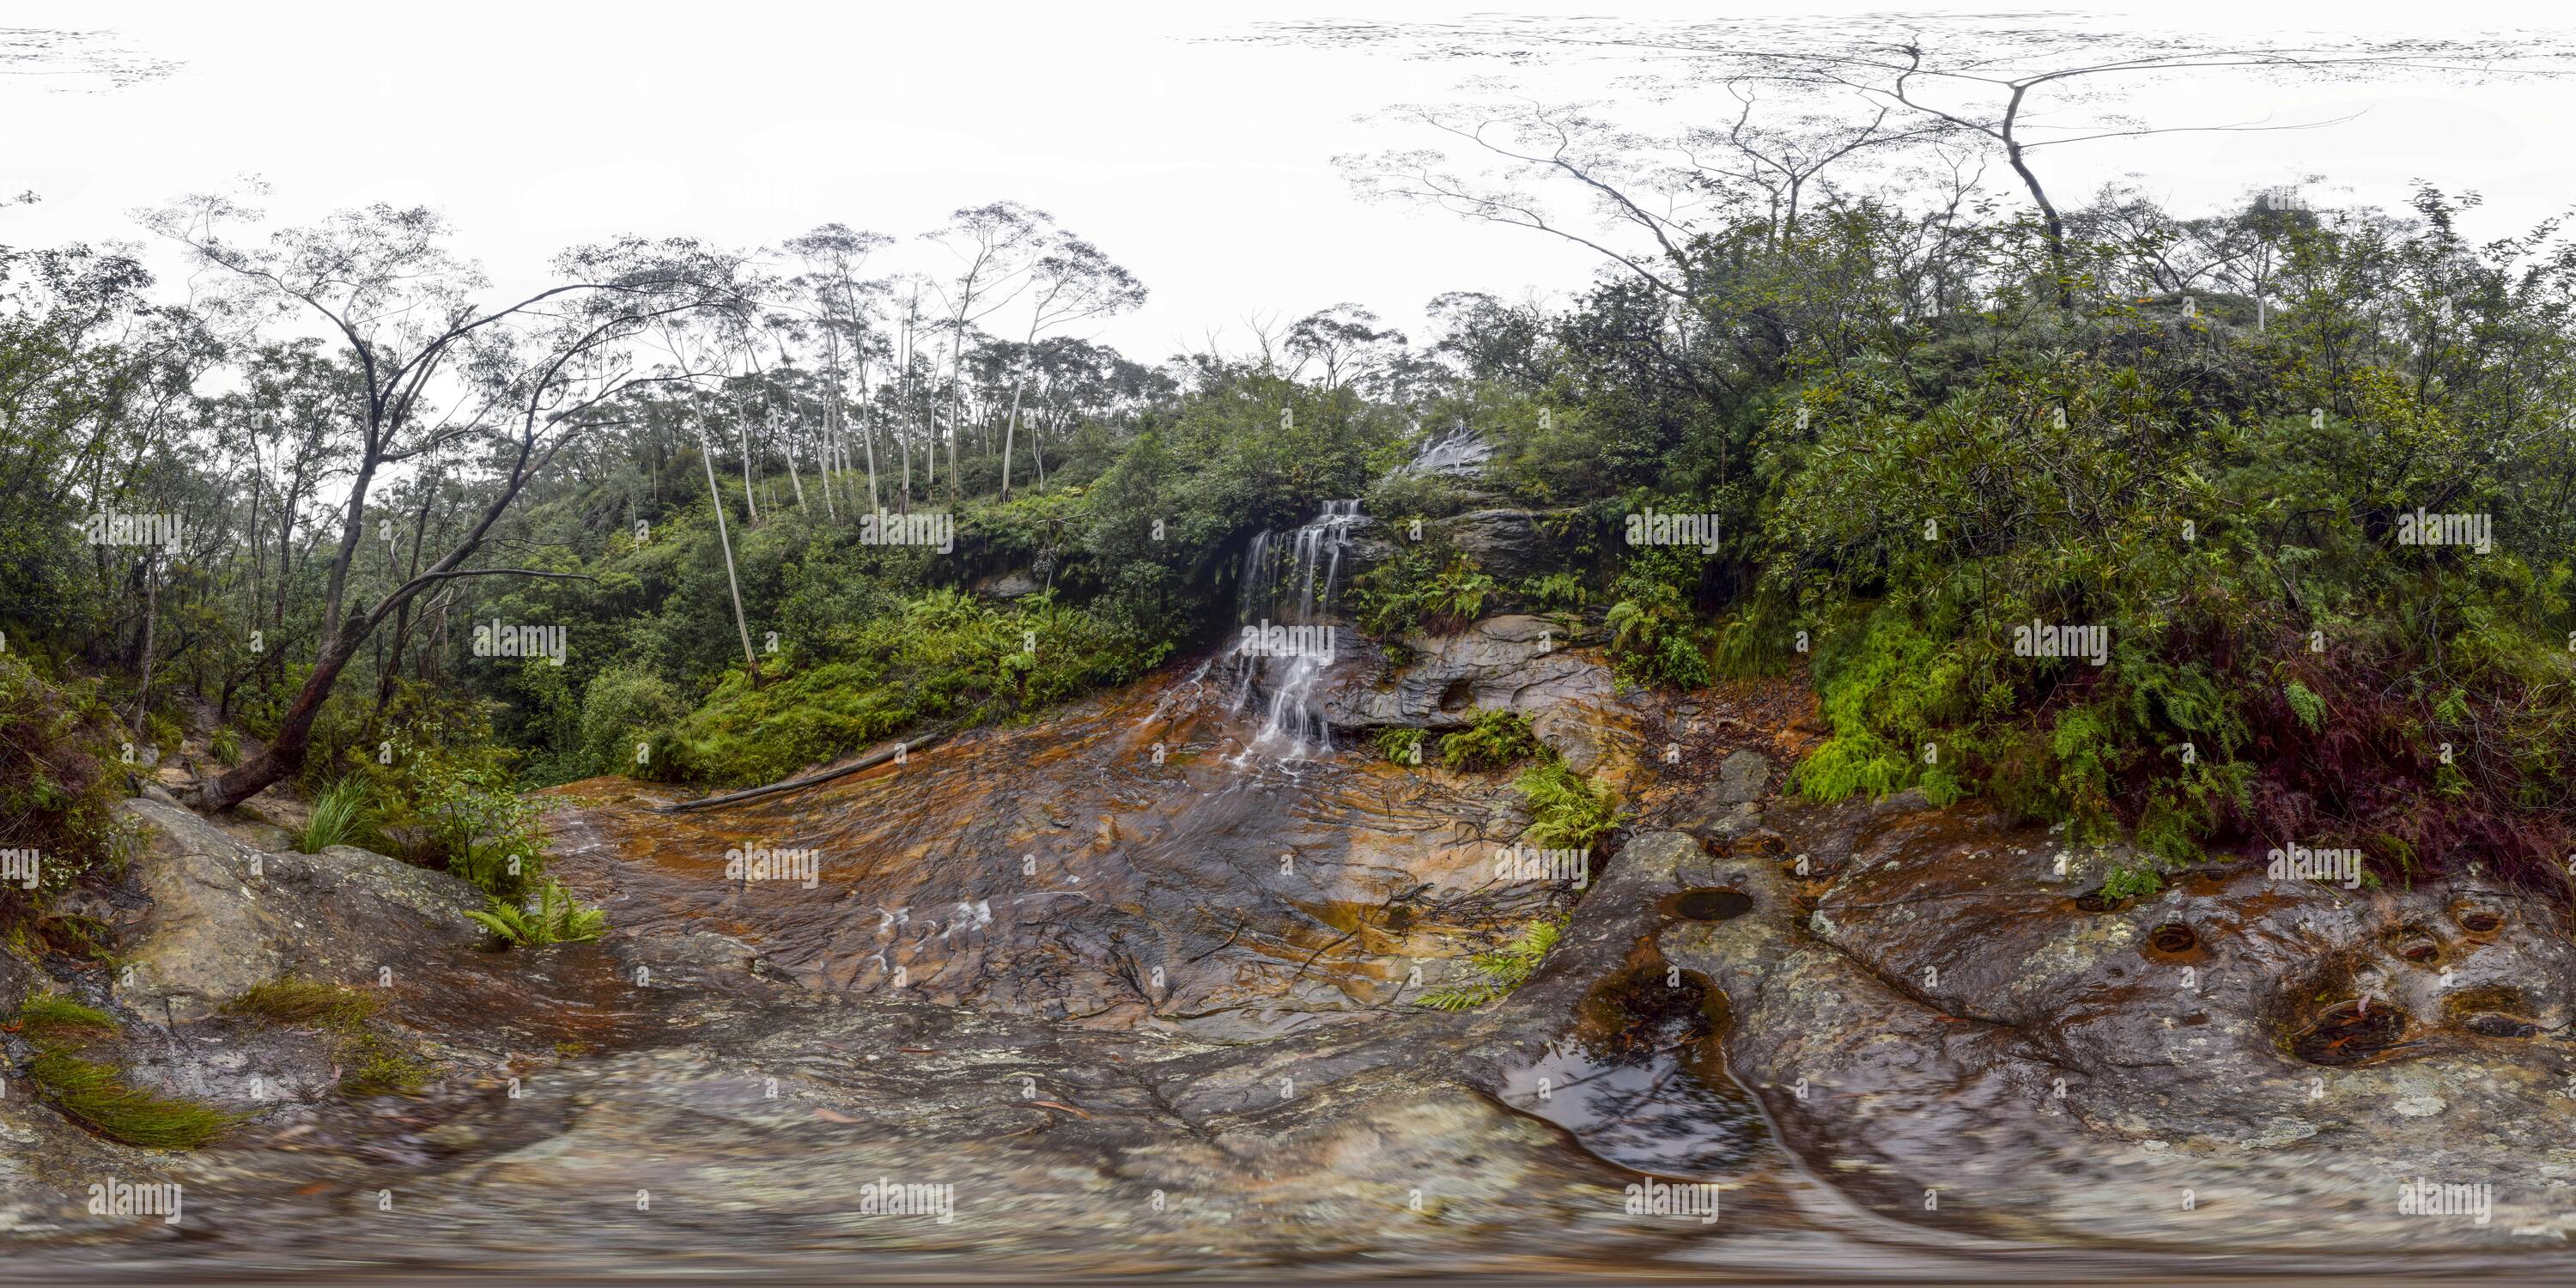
222, 980, 379, 1032
28, 1050, 240, 1149
15, 992, 119, 1039
297, 776, 374, 853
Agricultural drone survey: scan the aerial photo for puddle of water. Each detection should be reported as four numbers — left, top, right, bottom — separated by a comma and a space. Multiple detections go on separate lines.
1663, 888, 1753, 922
1498, 945, 1767, 1181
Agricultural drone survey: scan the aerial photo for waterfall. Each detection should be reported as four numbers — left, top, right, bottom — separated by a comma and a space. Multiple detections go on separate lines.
1230, 500, 1364, 762
1390, 423, 1494, 479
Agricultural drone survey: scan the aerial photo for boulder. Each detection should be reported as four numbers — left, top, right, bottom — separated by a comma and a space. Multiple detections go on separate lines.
112, 797, 487, 1022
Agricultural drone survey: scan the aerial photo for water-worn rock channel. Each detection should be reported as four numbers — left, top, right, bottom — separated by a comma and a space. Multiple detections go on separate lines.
3, 507, 2573, 1278
6, 632, 2573, 1279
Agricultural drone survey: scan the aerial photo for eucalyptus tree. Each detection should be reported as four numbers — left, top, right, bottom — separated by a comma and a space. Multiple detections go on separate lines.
783, 224, 894, 515
923, 202, 1049, 503
140, 193, 759, 810
998, 233, 1145, 499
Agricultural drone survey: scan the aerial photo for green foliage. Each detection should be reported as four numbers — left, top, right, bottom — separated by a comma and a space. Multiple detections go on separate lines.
1603, 545, 1712, 689
1513, 759, 1627, 852
15, 992, 118, 1040
1440, 708, 1543, 771
653, 588, 1165, 787
2284, 680, 2327, 733
297, 777, 375, 853
17, 993, 237, 1148
1352, 551, 1498, 638
351, 719, 555, 900
1376, 726, 1425, 767
466, 877, 608, 947
2100, 864, 2166, 902
208, 726, 241, 766
0, 654, 121, 901
222, 980, 379, 1031
28, 1050, 240, 1149
576, 665, 683, 781
1765, 338, 2575, 877
1520, 571, 1588, 609
1417, 917, 1564, 1011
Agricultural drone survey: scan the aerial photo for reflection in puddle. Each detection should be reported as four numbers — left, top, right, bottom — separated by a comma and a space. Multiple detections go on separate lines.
1498, 948, 1766, 1181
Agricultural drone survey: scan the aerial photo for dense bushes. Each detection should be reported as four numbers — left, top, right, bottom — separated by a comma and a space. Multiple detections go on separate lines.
0, 655, 125, 925
650, 588, 1167, 787
1762, 337, 2576, 887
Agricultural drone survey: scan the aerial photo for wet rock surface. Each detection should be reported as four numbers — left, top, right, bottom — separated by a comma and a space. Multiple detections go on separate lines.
7, 643, 2575, 1279
1663, 799, 2576, 1249
112, 798, 489, 1023
541, 656, 1628, 1042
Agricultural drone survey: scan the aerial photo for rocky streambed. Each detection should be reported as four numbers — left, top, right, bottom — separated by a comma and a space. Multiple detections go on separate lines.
3, 617, 2573, 1280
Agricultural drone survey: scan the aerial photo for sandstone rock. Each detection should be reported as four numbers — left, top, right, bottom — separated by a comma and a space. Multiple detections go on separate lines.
112, 797, 486, 1022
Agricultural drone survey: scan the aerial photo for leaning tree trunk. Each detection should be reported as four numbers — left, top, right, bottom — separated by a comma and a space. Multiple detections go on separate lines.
192, 626, 368, 812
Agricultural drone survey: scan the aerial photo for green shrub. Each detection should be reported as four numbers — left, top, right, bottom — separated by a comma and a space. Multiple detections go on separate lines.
654, 589, 1164, 788
579, 664, 684, 780
1376, 726, 1425, 767
1604, 549, 1712, 689
356, 724, 554, 900
208, 726, 241, 766
1352, 551, 1498, 638
1440, 708, 1544, 771
0, 654, 121, 900
1520, 571, 1588, 609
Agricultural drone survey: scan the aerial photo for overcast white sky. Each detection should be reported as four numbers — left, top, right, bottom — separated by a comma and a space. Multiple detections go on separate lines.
6, 0, 2573, 361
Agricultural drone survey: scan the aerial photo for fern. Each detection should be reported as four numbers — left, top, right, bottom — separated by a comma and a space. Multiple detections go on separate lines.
466, 878, 608, 947
1375, 726, 1425, 767
1440, 708, 1543, 771
1513, 760, 1626, 851
2283, 680, 2328, 733
1417, 918, 1564, 1011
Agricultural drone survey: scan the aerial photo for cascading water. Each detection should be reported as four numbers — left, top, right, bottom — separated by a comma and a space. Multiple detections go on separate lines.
1230, 500, 1364, 762
1397, 422, 1494, 477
